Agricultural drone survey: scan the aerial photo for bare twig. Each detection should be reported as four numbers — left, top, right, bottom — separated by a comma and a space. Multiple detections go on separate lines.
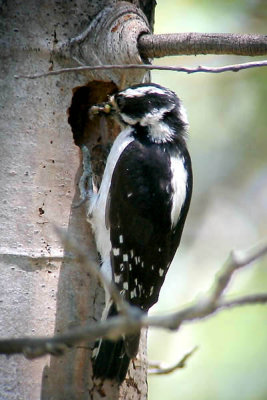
220, 294, 267, 309
146, 242, 267, 330
0, 242, 266, 359
14, 60, 267, 80
0, 315, 139, 358
209, 242, 267, 304
138, 33, 267, 58
148, 347, 198, 375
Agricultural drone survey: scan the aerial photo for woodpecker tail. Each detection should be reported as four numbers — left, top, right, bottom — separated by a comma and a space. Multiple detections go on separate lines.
92, 303, 140, 384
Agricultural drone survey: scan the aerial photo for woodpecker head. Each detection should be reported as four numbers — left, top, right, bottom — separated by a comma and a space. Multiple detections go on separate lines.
91, 83, 189, 144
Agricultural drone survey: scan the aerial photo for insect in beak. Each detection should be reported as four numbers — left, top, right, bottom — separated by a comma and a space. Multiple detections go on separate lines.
90, 102, 112, 116
89, 94, 118, 119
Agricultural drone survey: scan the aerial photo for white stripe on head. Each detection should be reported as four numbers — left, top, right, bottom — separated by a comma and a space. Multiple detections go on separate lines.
122, 85, 170, 98
140, 104, 175, 126
121, 103, 175, 129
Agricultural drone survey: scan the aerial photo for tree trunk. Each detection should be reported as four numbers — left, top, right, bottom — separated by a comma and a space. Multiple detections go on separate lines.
0, 1, 155, 399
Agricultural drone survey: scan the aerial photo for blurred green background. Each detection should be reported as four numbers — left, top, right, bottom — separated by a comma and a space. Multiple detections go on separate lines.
148, 1, 267, 399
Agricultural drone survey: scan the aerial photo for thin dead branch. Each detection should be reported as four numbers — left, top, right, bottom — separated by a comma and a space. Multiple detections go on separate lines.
148, 347, 198, 375
14, 60, 267, 80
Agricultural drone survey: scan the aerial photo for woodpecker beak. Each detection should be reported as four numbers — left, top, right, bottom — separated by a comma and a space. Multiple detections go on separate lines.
89, 95, 117, 117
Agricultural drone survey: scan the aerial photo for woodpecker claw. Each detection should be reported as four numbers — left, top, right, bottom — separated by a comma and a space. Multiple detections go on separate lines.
72, 145, 93, 209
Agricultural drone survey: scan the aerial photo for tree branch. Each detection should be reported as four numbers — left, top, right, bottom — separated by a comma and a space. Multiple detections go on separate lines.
148, 347, 198, 375
14, 60, 267, 80
146, 242, 267, 330
0, 242, 266, 359
138, 33, 267, 58
220, 294, 267, 309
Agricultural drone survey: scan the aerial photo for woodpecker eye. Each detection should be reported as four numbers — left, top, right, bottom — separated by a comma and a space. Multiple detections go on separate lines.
115, 95, 126, 110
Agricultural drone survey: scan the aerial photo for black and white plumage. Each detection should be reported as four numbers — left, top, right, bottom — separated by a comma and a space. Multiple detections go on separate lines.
89, 83, 193, 383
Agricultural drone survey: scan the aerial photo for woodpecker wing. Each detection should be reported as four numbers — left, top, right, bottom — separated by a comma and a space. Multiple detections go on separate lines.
109, 137, 192, 311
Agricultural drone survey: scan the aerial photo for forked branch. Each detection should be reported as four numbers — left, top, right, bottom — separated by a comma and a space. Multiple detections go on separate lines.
0, 240, 266, 359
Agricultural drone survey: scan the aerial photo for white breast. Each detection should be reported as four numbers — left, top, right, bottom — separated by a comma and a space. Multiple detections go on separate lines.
170, 155, 188, 227
88, 126, 134, 263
